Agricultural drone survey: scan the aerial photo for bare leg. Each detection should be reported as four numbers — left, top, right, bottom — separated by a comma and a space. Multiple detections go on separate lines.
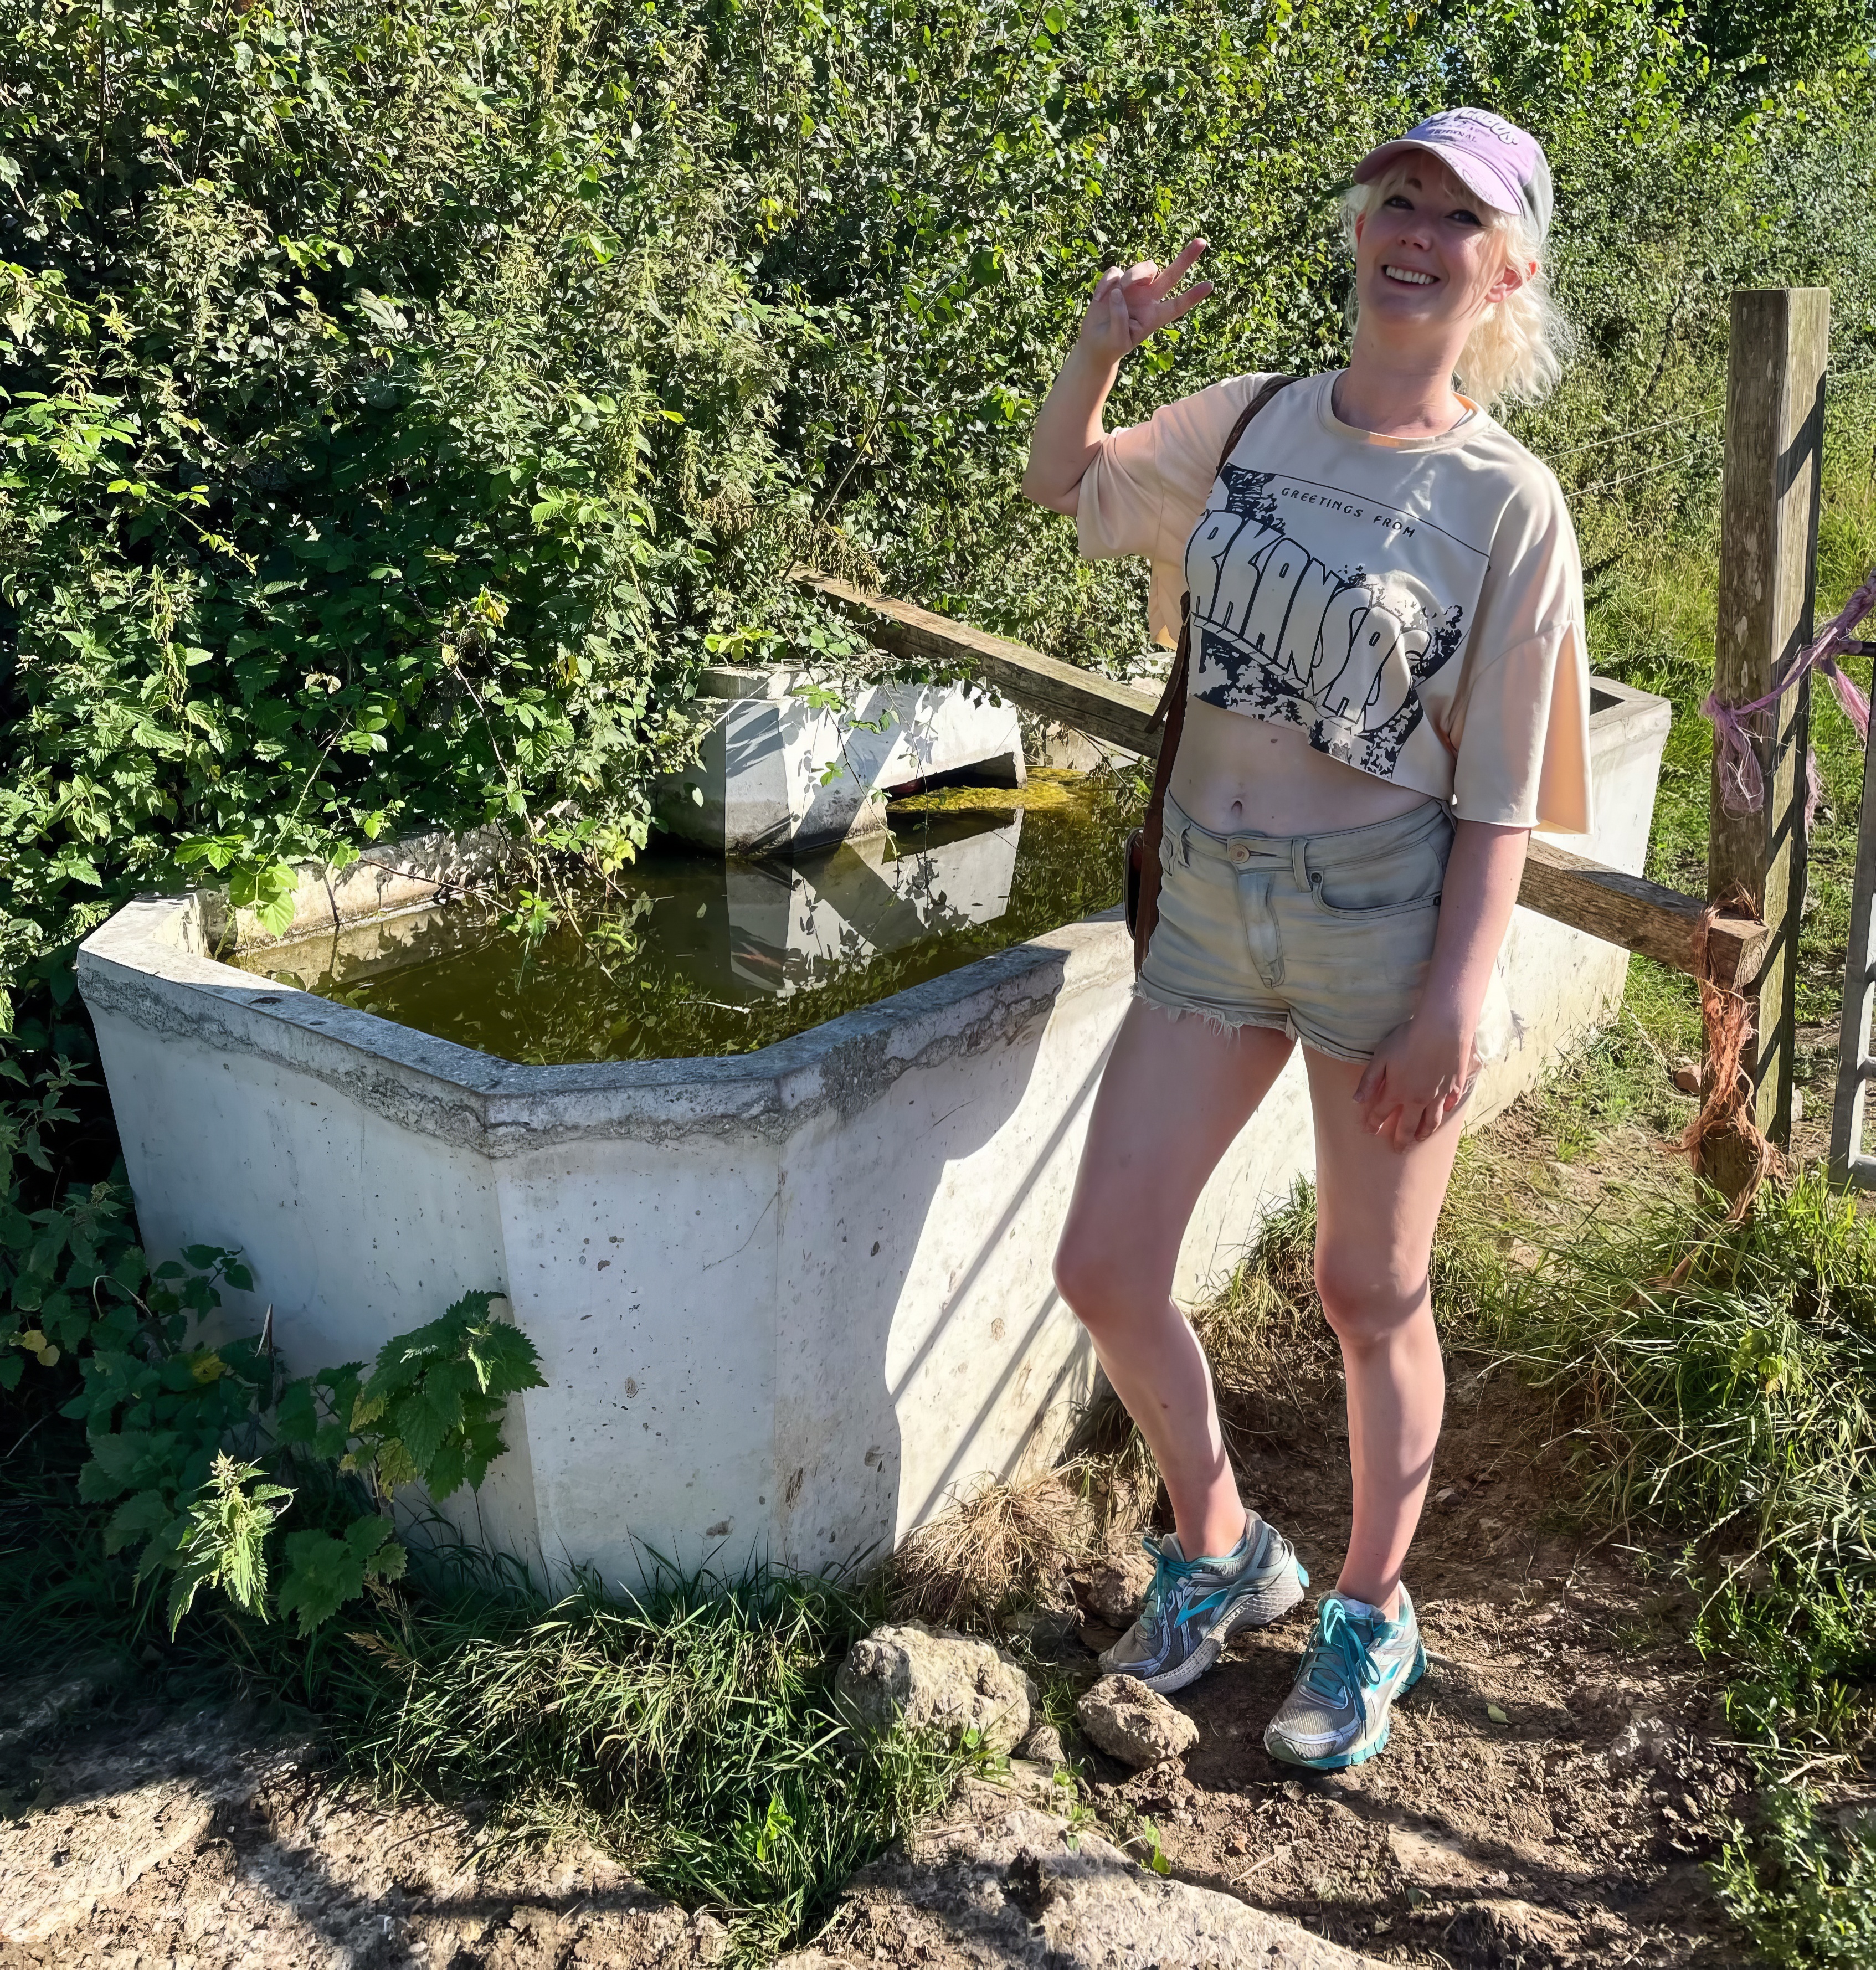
1303, 1048, 1463, 1615
1055, 1001, 1296, 1559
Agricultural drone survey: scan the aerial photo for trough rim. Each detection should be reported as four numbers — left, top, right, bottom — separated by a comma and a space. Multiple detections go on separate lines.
76, 886, 1132, 1155
75, 674, 1666, 1155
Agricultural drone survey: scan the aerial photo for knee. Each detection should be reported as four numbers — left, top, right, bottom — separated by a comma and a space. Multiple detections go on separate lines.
1054, 1223, 1146, 1337
1314, 1248, 1426, 1349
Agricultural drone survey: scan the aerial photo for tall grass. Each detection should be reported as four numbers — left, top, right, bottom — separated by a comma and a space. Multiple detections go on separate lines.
320, 1565, 979, 1956
0, 1429, 980, 1962
1478, 1174, 1876, 1595
1451, 1153, 1876, 1966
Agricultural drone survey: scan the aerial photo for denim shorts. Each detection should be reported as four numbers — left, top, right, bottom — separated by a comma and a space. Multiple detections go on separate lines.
1137, 791, 1456, 1063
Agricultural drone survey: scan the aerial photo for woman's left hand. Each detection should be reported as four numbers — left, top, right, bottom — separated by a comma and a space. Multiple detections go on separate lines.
1353, 1015, 1473, 1151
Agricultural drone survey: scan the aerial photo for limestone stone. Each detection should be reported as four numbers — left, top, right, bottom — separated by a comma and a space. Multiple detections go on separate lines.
1083, 1548, 1154, 1626
1017, 1722, 1067, 1769
774, 1784, 1382, 1968
836, 1624, 1036, 1755
1076, 1675, 1199, 1768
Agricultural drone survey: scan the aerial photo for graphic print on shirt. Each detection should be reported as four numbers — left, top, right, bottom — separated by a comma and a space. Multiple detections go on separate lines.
1185, 461, 1487, 779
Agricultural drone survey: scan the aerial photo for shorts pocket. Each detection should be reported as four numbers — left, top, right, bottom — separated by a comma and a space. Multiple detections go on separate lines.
1306, 834, 1448, 918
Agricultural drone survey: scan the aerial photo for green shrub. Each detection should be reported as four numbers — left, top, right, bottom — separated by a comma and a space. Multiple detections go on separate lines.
2, 1058, 543, 1636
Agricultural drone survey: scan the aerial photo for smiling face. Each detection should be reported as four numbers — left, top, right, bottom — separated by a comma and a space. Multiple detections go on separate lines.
1353, 153, 1530, 353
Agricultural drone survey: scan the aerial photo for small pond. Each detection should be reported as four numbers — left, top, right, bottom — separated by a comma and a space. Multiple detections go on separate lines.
235, 768, 1144, 1065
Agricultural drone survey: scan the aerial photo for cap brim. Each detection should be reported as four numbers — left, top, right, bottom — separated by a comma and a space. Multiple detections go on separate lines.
1352, 138, 1521, 221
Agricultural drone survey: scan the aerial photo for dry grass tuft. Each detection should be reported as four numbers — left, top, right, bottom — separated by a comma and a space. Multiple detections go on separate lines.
888, 1428, 1161, 1634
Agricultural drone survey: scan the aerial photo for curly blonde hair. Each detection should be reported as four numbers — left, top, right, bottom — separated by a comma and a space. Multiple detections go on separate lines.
1340, 165, 1574, 411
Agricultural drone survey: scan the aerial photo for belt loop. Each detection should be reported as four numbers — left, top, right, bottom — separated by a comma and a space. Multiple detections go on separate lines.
1291, 836, 1310, 891
1180, 824, 1191, 868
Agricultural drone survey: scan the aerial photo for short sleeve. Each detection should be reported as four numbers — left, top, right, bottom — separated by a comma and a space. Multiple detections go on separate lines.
1448, 474, 1594, 834
1075, 375, 1270, 645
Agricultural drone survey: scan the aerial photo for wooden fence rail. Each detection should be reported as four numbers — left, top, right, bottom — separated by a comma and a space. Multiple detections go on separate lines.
795, 567, 1769, 994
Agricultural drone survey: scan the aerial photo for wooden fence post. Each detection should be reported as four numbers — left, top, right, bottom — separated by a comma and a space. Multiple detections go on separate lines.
1704, 287, 1830, 1200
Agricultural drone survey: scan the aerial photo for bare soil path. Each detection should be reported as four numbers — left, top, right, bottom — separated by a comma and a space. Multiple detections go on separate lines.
1055, 1366, 1757, 1968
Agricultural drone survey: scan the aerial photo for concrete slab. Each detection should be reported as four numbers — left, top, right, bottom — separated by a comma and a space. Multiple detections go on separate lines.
654, 668, 1025, 854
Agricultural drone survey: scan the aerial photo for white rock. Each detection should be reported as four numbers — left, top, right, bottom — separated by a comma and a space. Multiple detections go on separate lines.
835, 1623, 1036, 1755
1019, 1722, 1068, 1769
1609, 1716, 1677, 1771
1076, 1675, 1199, 1767
1083, 1551, 1154, 1627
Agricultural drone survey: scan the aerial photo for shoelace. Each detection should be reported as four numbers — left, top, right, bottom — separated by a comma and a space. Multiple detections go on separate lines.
1298, 1596, 1379, 1706
1136, 1534, 1193, 1644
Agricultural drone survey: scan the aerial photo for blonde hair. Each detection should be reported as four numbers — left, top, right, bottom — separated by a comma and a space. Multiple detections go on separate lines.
1339, 167, 1574, 411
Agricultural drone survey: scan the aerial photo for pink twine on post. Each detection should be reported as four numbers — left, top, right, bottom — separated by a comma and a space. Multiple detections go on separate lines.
1702, 564, 1876, 822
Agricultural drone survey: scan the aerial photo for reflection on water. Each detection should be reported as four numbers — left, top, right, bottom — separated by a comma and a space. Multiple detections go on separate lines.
236, 770, 1143, 1065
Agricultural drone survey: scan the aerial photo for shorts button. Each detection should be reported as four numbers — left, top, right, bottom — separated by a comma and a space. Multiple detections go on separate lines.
1228, 844, 1250, 865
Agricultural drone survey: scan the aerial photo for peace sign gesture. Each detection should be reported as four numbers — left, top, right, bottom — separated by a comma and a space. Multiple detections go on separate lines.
1075, 238, 1215, 367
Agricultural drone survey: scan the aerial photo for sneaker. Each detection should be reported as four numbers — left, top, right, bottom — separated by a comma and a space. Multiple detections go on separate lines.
1263, 1586, 1427, 1770
1097, 1514, 1308, 1694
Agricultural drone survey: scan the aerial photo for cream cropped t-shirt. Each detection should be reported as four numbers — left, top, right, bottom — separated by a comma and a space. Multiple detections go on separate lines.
1076, 371, 1594, 834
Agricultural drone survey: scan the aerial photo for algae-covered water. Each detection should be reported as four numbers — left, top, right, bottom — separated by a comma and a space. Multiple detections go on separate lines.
237, 768, 1143, 1066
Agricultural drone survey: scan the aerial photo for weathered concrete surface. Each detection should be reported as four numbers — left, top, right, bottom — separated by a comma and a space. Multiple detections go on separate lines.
82, 898, 1301, 1588
655, 667, 1026, 854
775, 1781, 1383, 1969
78, 678, 1668, 1591
202, 822, 515, 951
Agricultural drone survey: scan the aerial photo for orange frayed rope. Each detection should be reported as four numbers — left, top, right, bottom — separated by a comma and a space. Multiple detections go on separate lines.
1677, 883, 1783, 1222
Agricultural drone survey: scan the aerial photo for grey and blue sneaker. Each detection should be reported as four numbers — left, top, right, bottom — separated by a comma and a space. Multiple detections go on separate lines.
1263, 1585, 1427, 1770
1098, 1514, 1308, 1694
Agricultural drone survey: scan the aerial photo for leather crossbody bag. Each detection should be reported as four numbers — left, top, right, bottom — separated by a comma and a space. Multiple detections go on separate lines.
1124, 373, 1299, 974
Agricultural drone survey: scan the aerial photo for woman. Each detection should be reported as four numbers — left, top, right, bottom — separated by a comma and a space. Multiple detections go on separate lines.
1021, 109, 1590, 1770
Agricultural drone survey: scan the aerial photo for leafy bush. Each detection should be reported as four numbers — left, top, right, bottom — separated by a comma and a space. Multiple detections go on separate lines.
3, 1059, 543, 1635
1715, 1788, 1876, 1968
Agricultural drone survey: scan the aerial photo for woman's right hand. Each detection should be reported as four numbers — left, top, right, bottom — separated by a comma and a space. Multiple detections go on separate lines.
1022, 237, 1214, 514
1074, 238, 1215, 368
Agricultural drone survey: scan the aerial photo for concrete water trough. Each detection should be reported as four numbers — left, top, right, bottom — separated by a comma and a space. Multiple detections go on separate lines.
77, 677, 1669, 1589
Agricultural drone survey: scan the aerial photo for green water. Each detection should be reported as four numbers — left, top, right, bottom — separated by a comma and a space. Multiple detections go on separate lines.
238, 769, 1143, 1066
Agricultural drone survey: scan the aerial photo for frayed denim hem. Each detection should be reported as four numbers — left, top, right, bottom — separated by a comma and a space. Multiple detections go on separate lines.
1130, 982, 1293, 1046
1130, 982, 1390, 1067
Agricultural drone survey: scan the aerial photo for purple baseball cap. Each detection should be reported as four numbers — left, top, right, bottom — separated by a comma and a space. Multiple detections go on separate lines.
1354, 109, 1553, 243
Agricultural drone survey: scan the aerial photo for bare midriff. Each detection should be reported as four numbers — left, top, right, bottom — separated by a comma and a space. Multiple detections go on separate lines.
1168, 699, 1441, 837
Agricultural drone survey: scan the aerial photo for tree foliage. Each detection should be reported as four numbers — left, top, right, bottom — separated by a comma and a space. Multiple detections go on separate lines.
4, 0, 1876, 1035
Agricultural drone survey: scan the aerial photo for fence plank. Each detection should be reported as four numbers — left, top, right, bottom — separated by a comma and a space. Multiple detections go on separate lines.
1521, 840, 1764, 990
1704, 288, 1831, 1197
793, 568, 1766, 988
796, 569, 1165, 755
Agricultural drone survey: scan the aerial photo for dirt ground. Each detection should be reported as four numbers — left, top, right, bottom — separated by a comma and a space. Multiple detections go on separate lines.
0, 1062, 1794, 1968
1056, 1360, 1756, 1967
0, 1702, 732, 1969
